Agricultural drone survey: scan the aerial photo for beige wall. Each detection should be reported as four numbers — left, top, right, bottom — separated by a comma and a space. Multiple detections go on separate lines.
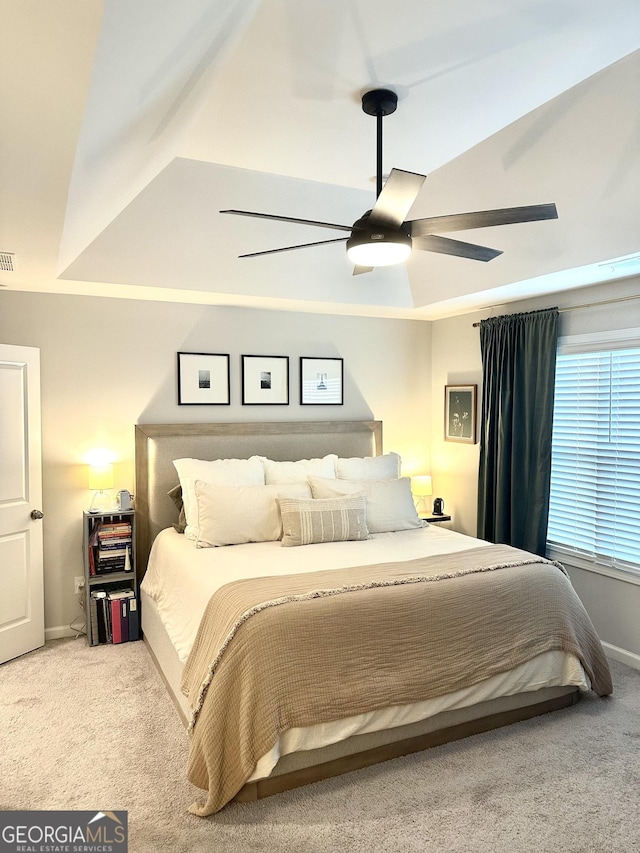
0, 291, 431, 635
3, 276, 637, 662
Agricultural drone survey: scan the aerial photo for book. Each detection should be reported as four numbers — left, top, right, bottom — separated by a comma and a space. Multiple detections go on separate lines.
108, 588, 136, 643
89, 591, 99, 645
95, 558, 127, 575
99, 523, 132, 536
127, 594, 139, 641
91, 590, 108, 644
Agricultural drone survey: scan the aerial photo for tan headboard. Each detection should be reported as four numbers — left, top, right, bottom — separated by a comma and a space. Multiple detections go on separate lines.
134, 420, 382, 580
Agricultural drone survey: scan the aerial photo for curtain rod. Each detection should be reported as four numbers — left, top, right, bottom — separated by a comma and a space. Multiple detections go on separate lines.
472, 293, 640, 327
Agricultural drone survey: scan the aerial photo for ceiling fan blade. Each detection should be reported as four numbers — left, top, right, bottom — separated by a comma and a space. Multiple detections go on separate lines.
408, 203, 558, 237
368, 168, 427, 228
221, 209, 352, 233
238, 237, 348, 259
352, 265, 374, 276
413, 234, 503, 262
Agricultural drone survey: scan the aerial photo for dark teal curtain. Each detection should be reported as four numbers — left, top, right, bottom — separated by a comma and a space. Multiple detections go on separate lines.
477, 308, 559, 556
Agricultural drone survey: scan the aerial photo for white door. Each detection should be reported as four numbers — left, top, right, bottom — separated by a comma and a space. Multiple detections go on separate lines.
0, 344, 44, 664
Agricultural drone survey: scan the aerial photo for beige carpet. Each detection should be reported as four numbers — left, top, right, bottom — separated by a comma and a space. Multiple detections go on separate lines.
1, 638, 639, 853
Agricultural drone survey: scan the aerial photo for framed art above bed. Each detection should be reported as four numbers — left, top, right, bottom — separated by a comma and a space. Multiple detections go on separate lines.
300, 357, 344, 405
177, 352, 230, 405
241, 355, 289, 405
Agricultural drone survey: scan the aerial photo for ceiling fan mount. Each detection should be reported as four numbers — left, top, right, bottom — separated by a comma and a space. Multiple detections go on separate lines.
361, 87, 398, 118
221, 88, 558, 275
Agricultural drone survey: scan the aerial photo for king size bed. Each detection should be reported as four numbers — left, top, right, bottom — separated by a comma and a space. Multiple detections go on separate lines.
135, 420, 612, 817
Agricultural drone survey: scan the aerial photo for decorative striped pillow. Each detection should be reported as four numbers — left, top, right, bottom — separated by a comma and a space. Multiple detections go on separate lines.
278, 495, 369, 547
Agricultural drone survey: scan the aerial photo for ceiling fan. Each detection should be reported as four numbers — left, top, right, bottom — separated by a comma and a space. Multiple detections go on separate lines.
221, 88, 558, 275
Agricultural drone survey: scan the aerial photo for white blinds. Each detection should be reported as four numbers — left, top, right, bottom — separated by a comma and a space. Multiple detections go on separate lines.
547, 347, 640, 571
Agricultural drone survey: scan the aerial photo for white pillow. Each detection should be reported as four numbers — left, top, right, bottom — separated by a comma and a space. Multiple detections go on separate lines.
263, 454, 337, 484
308, 475, 422, 534
195, 481, 312, 548
173, 456, 266, 540
336, 452, 401, 480
278, 495, 369, 547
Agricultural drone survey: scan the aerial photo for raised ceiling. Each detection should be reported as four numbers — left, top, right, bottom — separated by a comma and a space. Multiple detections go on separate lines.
2, 0, 639, 319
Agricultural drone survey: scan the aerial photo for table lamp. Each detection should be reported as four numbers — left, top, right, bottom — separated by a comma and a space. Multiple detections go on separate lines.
411, 475, 432, 516
88, 463, 114, 513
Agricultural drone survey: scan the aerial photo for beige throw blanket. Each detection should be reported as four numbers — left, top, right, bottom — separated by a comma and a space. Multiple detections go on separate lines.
182, 544, 612, 816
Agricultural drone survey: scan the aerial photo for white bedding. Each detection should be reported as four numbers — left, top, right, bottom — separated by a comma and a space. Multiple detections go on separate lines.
141, 525, 590, 782
143, 523, 494, 663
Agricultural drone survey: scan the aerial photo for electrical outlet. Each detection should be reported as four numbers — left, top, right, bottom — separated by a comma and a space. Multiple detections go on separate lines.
74, 576, 84, 594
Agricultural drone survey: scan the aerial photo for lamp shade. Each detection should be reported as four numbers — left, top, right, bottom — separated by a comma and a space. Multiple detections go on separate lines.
411, 475, 432, 497
88, 463, 114, 491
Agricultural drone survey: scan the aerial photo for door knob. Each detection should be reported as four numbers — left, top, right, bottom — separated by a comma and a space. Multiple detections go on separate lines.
30, 509, 44, 520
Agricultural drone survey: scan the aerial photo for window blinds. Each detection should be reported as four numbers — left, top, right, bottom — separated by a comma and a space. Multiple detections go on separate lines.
547, 347, 640, 572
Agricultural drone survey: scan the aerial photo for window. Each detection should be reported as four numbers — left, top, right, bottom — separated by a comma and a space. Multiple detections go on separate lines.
547, 342, 640, 575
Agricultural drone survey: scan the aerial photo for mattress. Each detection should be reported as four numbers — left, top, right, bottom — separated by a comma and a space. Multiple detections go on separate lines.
141, 525, 590, 782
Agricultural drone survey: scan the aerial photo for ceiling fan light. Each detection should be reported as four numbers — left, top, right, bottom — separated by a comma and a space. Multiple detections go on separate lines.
346, 231, 411, 267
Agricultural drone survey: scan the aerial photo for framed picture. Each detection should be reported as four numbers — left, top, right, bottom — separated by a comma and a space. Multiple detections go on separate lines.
444, 384, 477, 443
241, 355, 289, 405
177, 352, 230, 405
300, 357, 344, 405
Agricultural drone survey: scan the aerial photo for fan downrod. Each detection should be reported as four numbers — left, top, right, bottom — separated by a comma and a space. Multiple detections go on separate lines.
361, 89, 398, 198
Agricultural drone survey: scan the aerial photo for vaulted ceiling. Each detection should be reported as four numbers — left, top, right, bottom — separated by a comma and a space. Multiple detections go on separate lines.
2, 0, 639, 319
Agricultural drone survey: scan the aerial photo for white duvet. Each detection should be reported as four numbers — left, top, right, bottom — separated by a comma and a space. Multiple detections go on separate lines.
142, 523, 497, 663
141, 524, 590, 781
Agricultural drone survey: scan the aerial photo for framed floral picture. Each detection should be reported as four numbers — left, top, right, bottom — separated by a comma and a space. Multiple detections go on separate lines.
444, 384, 477, 443
241, 355, 289, 405
300, 357, 344, 405
177, 352, 230, 405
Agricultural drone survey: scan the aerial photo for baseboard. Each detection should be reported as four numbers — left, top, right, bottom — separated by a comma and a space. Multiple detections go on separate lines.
45, 625, 77, 641
602, 641, 640, 671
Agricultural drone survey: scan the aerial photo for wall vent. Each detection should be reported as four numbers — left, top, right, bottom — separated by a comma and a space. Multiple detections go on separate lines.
0, 252, 15, 272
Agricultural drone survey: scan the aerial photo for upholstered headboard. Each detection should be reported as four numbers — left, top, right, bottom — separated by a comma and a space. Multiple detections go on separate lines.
134, 420, 382, 580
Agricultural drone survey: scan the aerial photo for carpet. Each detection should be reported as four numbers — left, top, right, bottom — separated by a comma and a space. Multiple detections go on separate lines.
1, 638, 639, 852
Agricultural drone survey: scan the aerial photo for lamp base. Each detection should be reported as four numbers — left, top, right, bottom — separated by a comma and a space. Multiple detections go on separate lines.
89, 490, 113, 513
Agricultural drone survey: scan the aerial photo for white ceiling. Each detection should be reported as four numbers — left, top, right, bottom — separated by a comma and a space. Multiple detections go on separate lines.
2, 0, 639, 320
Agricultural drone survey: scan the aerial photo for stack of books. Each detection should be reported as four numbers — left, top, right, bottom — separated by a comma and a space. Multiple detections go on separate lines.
89, 587, 139, 646
88, 519, 133, 576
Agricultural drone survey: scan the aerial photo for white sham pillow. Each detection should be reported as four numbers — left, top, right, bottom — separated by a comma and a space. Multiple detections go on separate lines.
308, 475, 421, 534
278, 494, 369, 547
173, 456, 266, 540
195, 481, 312, 548
263, 454, 337, 484
336, 452, 401, 480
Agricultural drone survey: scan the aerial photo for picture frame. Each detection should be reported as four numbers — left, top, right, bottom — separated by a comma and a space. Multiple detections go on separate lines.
177, 352, 230, 405
241, 355, 289, 405
300, 357, 344, 405
444, 384, 477, 443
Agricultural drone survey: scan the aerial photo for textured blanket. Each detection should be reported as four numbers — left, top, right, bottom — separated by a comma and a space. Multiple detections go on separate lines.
181, 543, 612, 815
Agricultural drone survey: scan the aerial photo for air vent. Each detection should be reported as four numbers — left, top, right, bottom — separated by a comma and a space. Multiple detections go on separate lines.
0, 252, 15, 272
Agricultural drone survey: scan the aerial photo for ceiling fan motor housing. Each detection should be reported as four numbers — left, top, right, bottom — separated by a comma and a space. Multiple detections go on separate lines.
347, 211, 412, 266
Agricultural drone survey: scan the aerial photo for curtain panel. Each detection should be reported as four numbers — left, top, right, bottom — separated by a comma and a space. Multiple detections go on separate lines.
477, 308, 559, 555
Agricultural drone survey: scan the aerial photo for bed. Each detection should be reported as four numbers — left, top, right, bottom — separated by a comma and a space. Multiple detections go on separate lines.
135, 420, 612, 816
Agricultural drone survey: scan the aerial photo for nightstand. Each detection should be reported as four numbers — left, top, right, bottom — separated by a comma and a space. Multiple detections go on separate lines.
421, 514, 452, 524
83, 510, 138, 646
